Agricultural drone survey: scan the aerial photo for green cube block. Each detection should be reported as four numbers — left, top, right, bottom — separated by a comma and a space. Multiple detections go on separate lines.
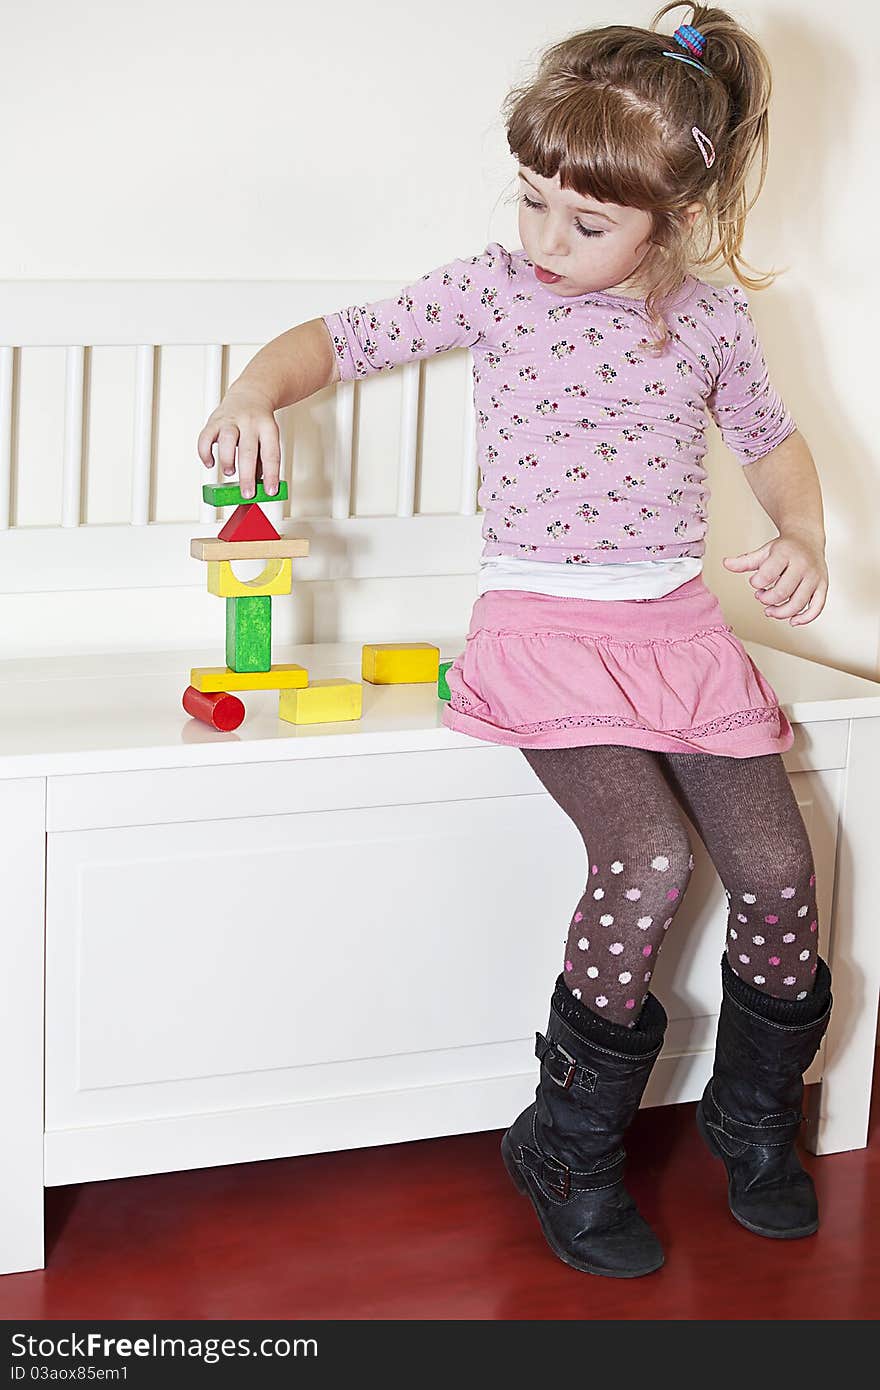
203, 481, 288, 507
438, 659, 453, 702
226, 596, 272, 673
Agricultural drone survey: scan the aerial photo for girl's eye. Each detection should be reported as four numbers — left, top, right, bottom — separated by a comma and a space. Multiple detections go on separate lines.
520, 193, 604, 238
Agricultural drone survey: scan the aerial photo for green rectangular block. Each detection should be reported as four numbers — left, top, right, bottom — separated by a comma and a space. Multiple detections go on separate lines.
438, 660, 453, 702
226, 596, 272, 673
203, 481, 288, 507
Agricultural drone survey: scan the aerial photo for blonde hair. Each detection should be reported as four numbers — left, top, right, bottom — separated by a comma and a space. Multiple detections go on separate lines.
501, 3, 777, 353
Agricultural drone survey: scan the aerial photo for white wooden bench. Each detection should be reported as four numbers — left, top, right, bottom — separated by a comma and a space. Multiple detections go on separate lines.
1, 637, 879, 1276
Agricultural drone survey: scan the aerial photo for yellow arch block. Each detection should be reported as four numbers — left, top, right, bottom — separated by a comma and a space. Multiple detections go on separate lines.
278, 679, 363, 725
207, 558, 293, 598
362, 642, 440, 684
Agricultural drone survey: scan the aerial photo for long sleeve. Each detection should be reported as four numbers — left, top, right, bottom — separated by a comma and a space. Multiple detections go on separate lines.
322, 242, 514, 381
706, 285, 797, 464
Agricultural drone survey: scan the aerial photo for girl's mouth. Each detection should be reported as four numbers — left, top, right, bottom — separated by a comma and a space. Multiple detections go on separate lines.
534, 264, 563, 284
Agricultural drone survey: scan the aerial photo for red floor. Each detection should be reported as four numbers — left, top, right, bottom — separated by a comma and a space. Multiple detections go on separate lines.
1, 1069, 878, 1320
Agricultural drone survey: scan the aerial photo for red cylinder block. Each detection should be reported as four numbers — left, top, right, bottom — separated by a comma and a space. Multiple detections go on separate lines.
182, 685, 245, 731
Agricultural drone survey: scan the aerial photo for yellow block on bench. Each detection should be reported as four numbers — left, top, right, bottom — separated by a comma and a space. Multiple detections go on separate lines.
278, 679, 363, 725
190, 664, 309, 693
362, 642, 440, 684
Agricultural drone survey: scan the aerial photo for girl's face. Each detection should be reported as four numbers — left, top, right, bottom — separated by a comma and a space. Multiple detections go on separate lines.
517, 167, 660, 298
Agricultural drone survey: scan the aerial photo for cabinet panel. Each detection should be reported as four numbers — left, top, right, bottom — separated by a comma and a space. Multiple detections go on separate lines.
45, 767, 840, 1140
45, 794, 579, 1129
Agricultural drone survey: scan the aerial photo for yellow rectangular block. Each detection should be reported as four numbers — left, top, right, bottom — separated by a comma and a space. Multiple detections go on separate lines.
278, 679, 363, 725
207, 557, 293, 598
190, 664, 309, 693
191, 537, 310, 561
361, 642, 440, 684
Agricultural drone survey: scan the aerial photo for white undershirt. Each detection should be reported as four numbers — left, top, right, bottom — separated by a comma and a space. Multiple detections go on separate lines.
477, 554, 703, 600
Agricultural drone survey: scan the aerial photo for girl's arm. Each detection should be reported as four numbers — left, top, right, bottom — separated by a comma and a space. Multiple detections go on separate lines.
738, 428, 825, 546
722, 429, 829, 626
197, 318, 339, 499
230, 317, 341, 404
197, 243, 509, 499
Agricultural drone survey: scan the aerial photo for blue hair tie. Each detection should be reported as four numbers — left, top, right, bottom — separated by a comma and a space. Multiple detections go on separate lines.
661, 22, 712, 76
673, 23, 707, 58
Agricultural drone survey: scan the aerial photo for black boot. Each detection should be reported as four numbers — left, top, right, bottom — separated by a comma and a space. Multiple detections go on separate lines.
501, 973, 667, 1278
697, 954, 832, 1239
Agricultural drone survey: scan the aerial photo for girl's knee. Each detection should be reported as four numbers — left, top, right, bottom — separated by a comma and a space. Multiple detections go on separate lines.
724, 847, 816, 909
585, 828, 693, 899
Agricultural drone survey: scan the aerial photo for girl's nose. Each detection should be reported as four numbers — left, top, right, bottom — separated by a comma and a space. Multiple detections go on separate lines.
540, 219, 569, 260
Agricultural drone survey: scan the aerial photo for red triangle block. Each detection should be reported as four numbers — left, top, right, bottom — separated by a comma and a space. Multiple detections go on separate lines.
218, 503, 281, 543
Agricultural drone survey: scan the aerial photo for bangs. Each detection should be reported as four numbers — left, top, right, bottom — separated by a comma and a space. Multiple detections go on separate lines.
507, 84, 681, 214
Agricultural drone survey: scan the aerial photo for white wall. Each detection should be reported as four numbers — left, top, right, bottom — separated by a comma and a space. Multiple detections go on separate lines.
0, 1, 877, 677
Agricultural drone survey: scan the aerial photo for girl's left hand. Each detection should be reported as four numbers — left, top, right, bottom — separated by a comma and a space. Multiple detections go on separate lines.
722, 534, 829, 626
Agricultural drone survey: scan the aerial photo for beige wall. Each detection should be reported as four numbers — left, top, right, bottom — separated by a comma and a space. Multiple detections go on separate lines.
1, 1, 876, 676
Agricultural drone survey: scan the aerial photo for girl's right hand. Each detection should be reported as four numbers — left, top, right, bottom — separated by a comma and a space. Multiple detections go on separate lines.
197, 386, 282, 500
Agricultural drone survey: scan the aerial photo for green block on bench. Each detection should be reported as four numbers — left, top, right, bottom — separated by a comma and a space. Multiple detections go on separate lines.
203, 481, 289, 507
438, 660, 453, 702
226, 596, 272, 672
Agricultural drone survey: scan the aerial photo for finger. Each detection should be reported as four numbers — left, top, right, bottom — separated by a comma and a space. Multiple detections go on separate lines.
237, 429, 260, 498
755, 563, 803, 604
789, 578, 829, 626
723, 544, 772, 571
197, 423, 219, 469
216, 424, 240, 477
258, 424, 282, 496
763, 575, 814, 620
751, 558, 789, 591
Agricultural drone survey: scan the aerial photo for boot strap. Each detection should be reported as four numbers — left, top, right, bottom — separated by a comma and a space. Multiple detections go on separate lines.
712, 1110, 803, 1146
519, 1142, 625, 1200
708, 1084, 804, 1146
534, 1030, 597, 1092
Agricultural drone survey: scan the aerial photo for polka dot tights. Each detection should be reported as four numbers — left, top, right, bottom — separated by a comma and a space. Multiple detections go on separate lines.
521, 744, 820, 1026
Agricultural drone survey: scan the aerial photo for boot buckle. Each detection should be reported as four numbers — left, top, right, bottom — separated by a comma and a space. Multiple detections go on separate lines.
551, 1044, 577, 1089
541, 1154, 571, 1199
534, 1031, 578, 1089
521, 1143, 572, 1200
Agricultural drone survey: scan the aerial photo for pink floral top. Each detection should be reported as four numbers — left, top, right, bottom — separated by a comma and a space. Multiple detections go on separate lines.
322, 242, 796, 564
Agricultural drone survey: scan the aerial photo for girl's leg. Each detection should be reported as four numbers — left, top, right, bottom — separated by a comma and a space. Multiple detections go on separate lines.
660, 751, 819, 1000
520, 743, 695, 1026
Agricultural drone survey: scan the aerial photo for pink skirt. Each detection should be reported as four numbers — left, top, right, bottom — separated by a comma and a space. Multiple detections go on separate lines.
441, 574, 794, 758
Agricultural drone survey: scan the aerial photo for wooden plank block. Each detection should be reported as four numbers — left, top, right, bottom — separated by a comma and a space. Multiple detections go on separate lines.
278, 679, 363, 725
207, 558, 292, 598
190, 537, 310, 561
362, 642, 440, 684
203, 482, 288, 507
190, 664, 309, 692
226, 596, 272, 672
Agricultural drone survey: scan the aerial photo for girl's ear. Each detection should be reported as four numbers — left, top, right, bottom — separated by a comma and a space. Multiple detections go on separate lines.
683, 201, 704, 229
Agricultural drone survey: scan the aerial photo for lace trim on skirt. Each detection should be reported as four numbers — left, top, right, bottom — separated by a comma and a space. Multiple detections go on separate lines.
449, 692, 782, 740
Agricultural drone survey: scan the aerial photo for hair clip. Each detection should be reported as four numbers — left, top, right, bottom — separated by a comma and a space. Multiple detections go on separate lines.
661, 49, 713, 77
691, 125, 716, 168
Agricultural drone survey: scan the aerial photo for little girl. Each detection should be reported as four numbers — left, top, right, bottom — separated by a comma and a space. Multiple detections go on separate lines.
198, 4, 833, 1280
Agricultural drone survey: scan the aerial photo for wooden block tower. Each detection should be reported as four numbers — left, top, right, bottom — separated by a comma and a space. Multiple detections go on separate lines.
182, 482, 457, 731
182, 482, 362, 730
